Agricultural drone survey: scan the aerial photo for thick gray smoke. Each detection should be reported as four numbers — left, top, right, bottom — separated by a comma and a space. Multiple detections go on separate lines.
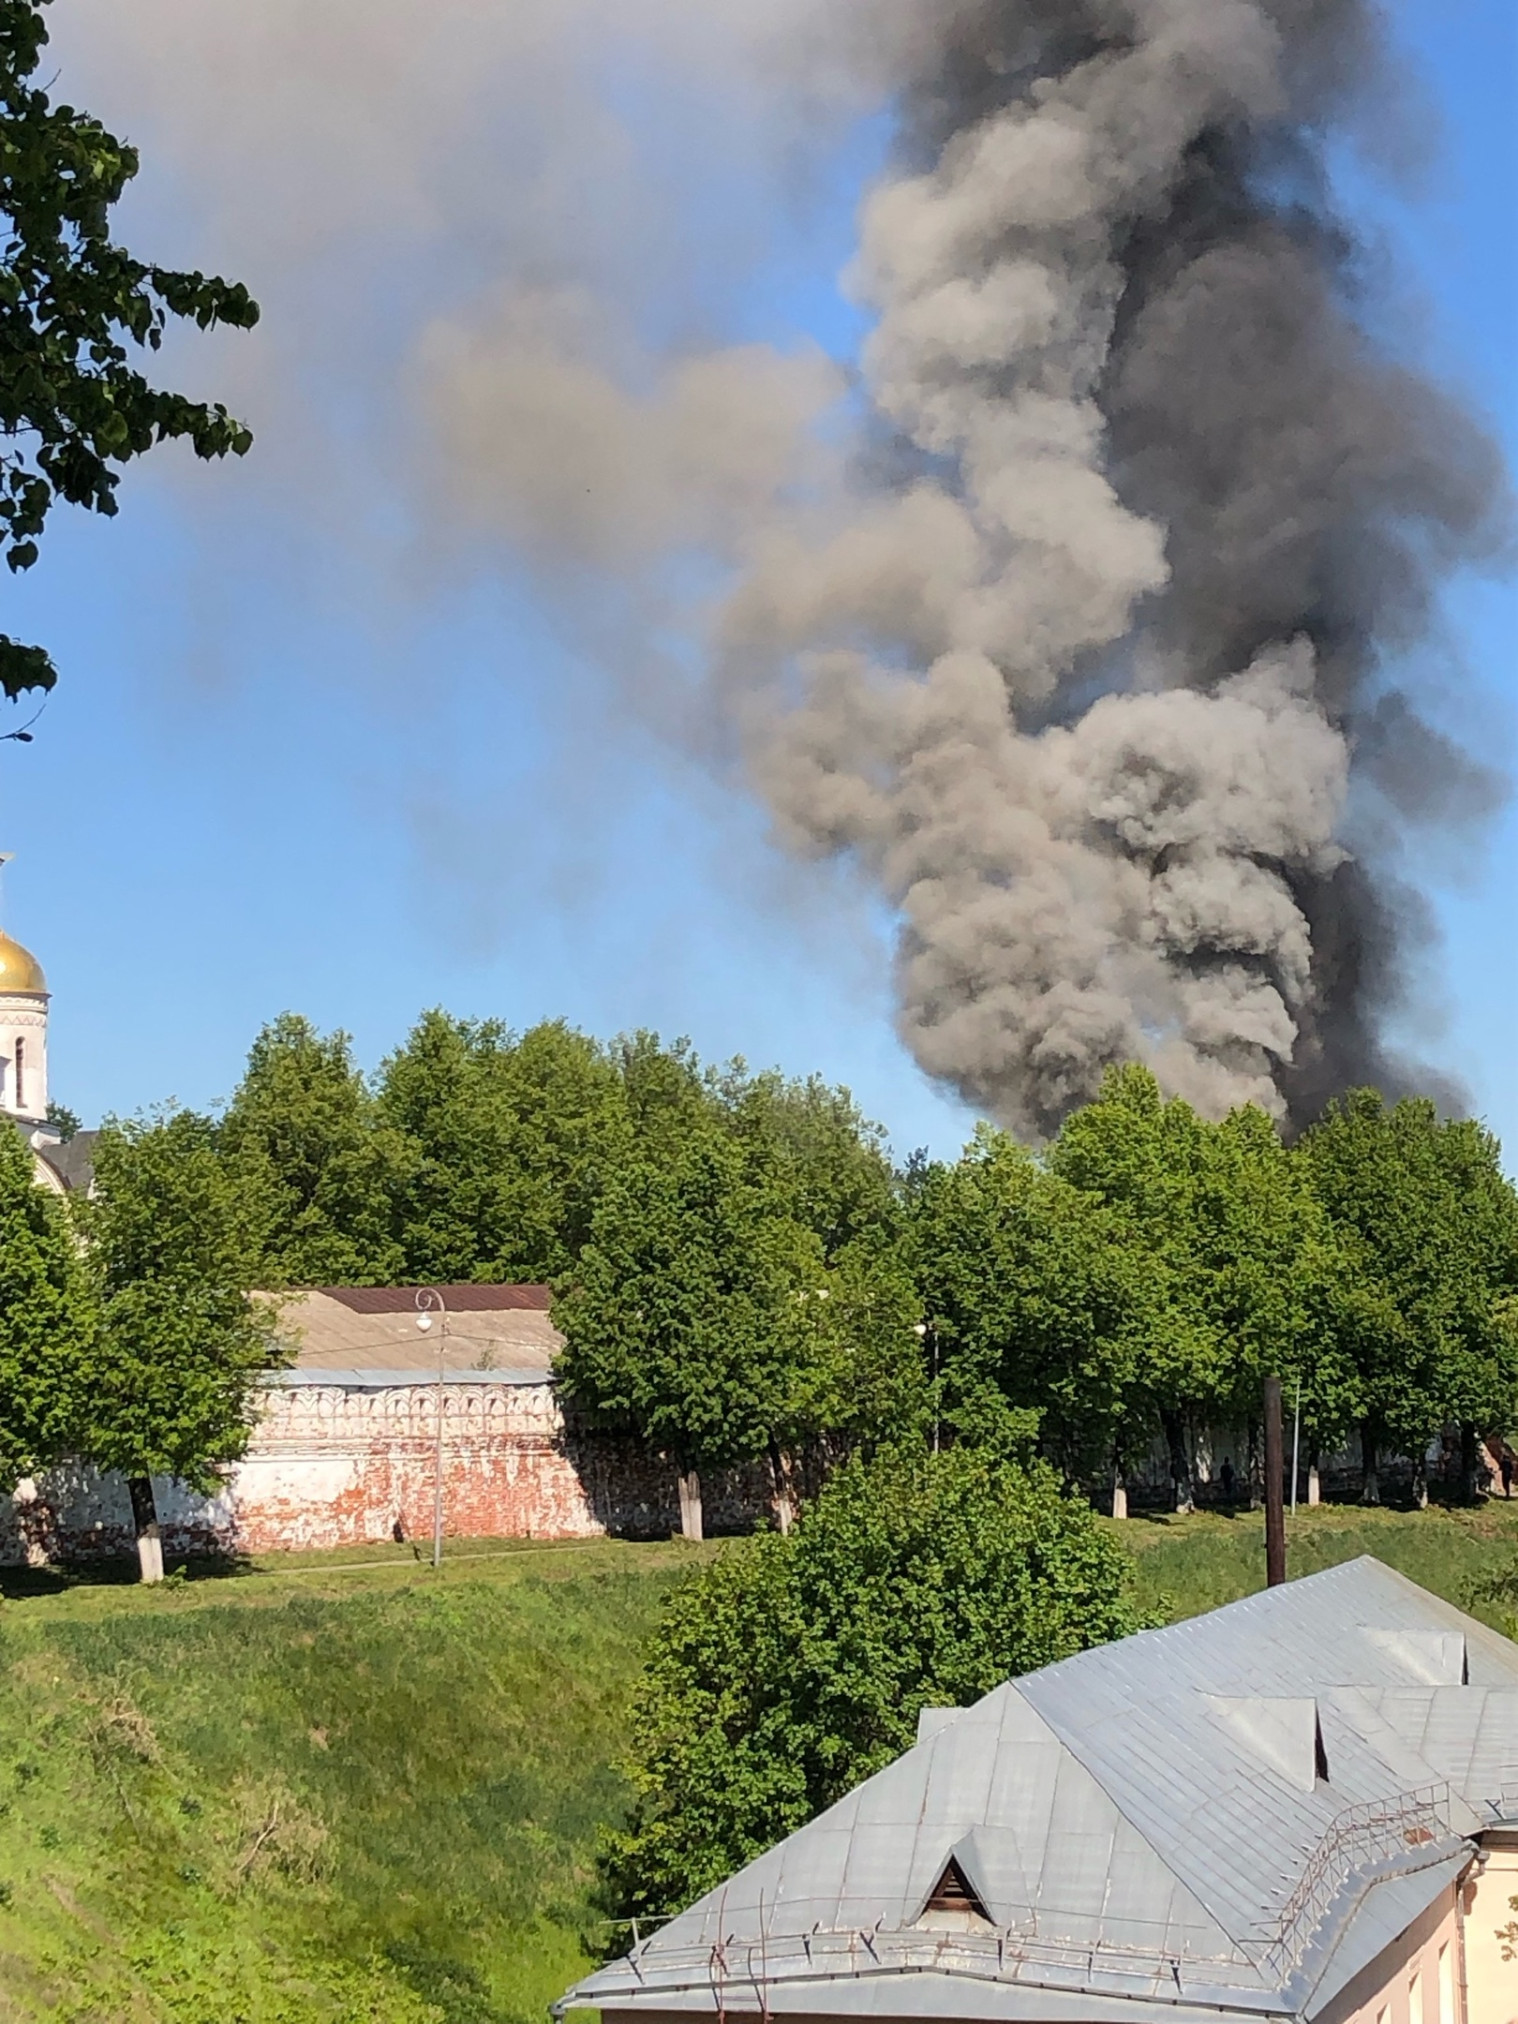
718, 0, 1509, 1136
58, 0, 1506, 1137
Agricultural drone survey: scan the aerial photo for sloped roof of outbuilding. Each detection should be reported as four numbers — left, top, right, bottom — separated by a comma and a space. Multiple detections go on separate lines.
263, 1283, 563, 1386
562, 1558, 1518, 2024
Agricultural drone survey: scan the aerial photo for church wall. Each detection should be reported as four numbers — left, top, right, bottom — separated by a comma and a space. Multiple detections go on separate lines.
0, 1378, 775, 1564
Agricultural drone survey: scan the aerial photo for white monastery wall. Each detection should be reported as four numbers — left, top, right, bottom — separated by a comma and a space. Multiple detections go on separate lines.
0, 1375, 769, 1563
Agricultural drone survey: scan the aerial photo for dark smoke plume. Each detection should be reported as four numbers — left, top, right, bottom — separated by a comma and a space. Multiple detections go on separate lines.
719, 0, 1509, 1137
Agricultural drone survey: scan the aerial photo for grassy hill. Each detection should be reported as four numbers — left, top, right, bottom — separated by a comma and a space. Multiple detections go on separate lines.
0, 1540, 707, 2024
0, 1506, 1515, 2024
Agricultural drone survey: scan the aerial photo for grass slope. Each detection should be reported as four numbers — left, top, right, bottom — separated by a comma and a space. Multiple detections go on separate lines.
1119, 1495, 1518, 1628
0, 1540, 707, 2024
0, 1508, 1513, 2023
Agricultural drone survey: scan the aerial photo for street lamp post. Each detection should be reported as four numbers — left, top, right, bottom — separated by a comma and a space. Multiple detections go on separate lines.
415, 1288, 448, 1569
1290, 1376, 1302, 1522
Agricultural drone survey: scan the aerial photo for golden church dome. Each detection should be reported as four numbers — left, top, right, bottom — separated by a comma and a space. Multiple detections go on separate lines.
0, 932, 46, 994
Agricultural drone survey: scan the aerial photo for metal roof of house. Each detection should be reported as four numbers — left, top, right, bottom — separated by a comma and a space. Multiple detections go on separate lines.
314, 1283, 552, 1314
264, 1285, 563, 1383
562, 1558, 1518, 2024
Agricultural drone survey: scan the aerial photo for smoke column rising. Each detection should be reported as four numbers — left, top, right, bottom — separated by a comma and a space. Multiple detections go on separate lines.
716, 0, 1508, 1136
49, 0, 1510, 1139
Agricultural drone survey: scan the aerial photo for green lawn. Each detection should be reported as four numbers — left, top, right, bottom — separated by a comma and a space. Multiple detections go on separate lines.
0, 1539, 710, 2024
1116, 1493, 1518, 1630
0, 1506, 1514, 2023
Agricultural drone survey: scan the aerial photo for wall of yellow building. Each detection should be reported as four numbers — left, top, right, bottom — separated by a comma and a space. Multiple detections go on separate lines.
1464, 1835, 1518, 2024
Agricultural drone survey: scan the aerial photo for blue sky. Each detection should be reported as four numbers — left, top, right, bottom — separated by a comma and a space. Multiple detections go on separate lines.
1, 0, 1512, 1163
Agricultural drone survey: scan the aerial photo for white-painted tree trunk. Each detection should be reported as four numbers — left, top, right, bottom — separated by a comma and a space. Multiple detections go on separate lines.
1111, 1469, 1128, 1522
1307, 1464, 1321, 1507
769, 1442, 796, 1535
677, 1468, 704, 1543
128, 1475, 164, 1584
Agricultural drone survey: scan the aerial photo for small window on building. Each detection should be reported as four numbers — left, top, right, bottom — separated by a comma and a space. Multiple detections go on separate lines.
1437, 1942, 1454, 2024
1409, 1967, 1424, 2024
12, 1036, 22, 1111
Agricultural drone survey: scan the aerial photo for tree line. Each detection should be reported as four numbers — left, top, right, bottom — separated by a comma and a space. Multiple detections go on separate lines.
2, 1011, 1516, 1565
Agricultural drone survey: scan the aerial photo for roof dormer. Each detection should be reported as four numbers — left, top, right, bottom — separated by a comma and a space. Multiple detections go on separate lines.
1201, 1695, 1329, 1791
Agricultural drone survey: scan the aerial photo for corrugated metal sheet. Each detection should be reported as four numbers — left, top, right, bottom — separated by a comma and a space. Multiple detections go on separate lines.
264, 1288, 563, 1376
563, 1558, 1518, 2024
316, 1283, 553, 1312
269, 1366, 556, 1390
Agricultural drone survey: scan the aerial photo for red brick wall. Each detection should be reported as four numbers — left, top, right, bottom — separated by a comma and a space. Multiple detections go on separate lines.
0, 1379, 776, 1562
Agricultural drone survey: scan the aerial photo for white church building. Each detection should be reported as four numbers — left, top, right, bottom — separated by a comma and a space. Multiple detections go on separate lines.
0, 913, 93, 1196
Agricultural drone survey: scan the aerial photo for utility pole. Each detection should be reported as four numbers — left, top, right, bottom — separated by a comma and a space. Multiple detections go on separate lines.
1290, 1376, 1302, 1521
1263, 1374, 1286, 1588
415, 1287, 449, 1569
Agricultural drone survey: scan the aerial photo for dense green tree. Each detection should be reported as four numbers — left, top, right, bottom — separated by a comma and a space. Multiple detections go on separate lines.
1298, 1092, 1518, 1502
81, 1108, 285, 1579
378, 1013, 625, 1282
599, 1445, 1155, 1925
1050, 1066, 1347, 1508
556, 1056, 925, 1539
1187, 1105, 1360, 1491
0, 1120, 96, 1489
911, 1125, 1153, 1483
1050, 1067, 1232, 1506
220, 1014, 408, 1286
554, 1122, 815, 1539
614, 1031, 712, 1160
786, 1237, 929, 1461
0, 0, 257, 699
717, 1066, 900, 1259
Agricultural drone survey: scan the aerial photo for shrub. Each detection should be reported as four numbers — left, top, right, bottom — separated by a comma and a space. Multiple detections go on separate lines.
600, 1445, 1156, 1927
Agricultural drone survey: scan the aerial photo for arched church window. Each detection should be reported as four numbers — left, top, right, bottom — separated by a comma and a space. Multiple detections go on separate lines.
14, 1036, 24, 1111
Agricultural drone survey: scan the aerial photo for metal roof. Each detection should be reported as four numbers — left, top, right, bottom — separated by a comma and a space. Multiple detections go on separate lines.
562, 1558, 1518, 2024
270, 1366, 556, 1391
263, 1287, 563, 1379
314, 1283, 552, 1314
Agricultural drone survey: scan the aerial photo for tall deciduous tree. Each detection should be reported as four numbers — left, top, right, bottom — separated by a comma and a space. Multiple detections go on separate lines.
220, 1014, 408, 1287
1188, 1105, 1359, 1493
1050, 1066, 1347, 1510
0, 0, 258, 699
378, 1013, 625, 1282
1298, 1092, 1518, 1503
0, 1120, 96, 1491
717, 1067, 901, 1260
82, 1109, 285, 1579
554, 1125, 809, 1540
911, 1125, 1153, 1486
598, 1445, 1155, 1927
1050, 1067, 1228, 1508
